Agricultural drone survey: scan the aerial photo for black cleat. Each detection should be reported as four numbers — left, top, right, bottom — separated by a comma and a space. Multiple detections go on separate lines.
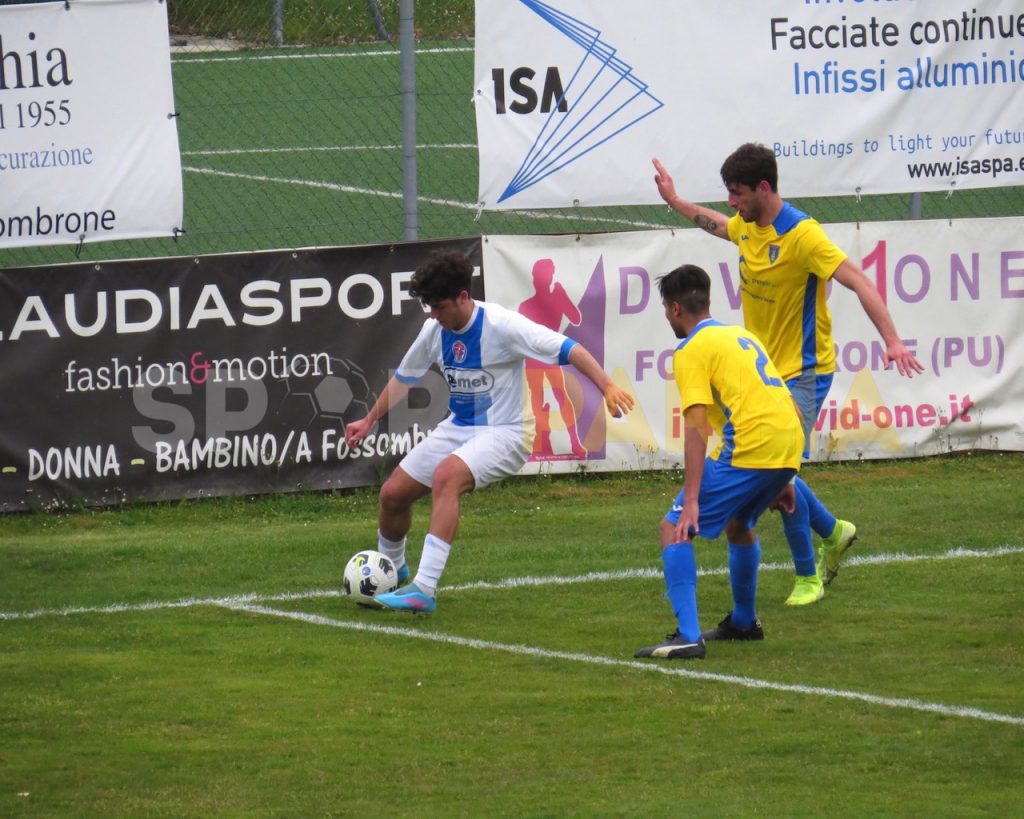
701, 612, 765, 642
634, 630, 706, 660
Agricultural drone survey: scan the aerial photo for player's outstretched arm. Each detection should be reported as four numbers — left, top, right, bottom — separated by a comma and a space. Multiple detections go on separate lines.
652, 157, 730, 240
567, 345, 635, 418
832, 259, 925, 378
675, 407, 710, 542
344, 377, 412, 446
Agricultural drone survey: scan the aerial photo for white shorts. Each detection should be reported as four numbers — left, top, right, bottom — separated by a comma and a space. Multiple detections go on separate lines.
399, 417, 529, 490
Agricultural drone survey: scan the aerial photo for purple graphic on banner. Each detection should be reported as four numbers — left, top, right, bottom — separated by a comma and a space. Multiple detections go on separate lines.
563, 254, 608, 459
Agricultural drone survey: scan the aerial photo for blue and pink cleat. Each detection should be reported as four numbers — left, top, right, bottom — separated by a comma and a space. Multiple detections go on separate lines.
376, 582, 437, 614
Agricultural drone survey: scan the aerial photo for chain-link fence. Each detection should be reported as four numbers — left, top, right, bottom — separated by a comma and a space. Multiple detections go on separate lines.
1, 0, 1022, 269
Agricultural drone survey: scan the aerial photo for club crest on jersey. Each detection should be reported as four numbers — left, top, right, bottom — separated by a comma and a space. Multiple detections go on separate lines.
768, 245, 781, 263
453, 341, 468, 363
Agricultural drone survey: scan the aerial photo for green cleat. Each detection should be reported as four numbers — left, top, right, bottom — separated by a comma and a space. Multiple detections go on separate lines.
785, 573, 825, 606
817, 519, 858, 586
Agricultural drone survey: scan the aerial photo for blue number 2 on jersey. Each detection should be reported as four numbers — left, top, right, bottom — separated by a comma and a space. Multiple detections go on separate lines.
738, 337, 783, 388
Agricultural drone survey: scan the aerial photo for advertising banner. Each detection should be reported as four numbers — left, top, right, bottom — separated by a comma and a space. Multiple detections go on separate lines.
0, 0, 183, 249
0, 239, 480, 510
483, 218, 1024, 471
475, 0, 1024, 209
2, 223, 1019, 510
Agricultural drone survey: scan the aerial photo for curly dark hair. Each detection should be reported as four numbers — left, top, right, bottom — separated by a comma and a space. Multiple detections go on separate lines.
409, 250, 474, 305
720, 142, 778, 192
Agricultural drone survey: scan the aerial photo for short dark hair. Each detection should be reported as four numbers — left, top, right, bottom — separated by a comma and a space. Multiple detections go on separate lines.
657, 264, 711, 314
720, 142, 778, 192
409, 250, 473, 305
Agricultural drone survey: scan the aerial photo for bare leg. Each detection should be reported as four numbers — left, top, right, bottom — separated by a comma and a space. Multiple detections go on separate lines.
377, 466, 431, 542
425, 454, 476, 543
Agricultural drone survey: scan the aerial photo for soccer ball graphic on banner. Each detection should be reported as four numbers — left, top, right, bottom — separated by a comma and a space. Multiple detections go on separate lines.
276, 357, 375, 430
342, 550, 399, 605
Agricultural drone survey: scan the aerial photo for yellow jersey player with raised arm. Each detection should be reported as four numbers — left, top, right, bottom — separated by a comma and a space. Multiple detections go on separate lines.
652, 144, 923, 605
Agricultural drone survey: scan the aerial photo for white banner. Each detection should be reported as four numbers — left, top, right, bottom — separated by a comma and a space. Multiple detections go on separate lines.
483, 217, 1024, 471
475, 0, 1024, 209
0, 0, 183, 249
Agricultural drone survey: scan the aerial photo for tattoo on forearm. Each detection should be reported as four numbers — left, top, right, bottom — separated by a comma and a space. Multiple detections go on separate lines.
693, 214, 719, 234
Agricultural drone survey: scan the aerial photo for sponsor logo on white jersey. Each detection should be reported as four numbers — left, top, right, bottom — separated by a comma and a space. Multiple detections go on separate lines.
444, 367, 494, 395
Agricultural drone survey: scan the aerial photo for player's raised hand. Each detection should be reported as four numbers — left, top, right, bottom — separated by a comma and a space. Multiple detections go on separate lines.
652, 157, 678, 204
603, 383, 635, 418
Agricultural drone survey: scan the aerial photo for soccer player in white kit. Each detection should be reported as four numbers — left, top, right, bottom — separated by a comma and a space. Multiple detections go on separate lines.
344, 250, 634, 613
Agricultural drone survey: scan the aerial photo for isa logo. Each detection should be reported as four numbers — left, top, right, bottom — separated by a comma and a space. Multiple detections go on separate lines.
491, 0, 664, 204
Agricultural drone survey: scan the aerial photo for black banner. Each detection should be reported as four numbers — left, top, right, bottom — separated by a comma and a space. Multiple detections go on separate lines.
0, 238, 482, 510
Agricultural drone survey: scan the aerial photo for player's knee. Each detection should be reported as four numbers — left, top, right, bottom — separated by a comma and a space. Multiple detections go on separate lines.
431, 459, 475, 498
658, 517, 676, 545
725, 519, 755, 544
379, 477, 411, 514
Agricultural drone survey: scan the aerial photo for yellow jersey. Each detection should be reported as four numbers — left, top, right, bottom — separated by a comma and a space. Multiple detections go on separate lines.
727, 203, 846, 382
673, 319, 803, 470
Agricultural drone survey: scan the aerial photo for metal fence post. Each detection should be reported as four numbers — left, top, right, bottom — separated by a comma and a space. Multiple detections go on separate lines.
909, 191, 922, 220
400, 0, 418, 240
271, 0, 285, 46
367, 0, 390, 41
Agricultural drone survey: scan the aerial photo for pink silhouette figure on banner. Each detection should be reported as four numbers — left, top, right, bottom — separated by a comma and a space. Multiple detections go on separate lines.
518, 258, 587, 460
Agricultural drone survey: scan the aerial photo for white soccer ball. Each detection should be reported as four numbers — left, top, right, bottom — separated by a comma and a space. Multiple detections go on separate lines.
343, 550, 399, 605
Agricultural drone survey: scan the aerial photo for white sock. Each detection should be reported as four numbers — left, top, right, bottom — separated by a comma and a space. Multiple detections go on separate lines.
377, 530, 407, 571
413, 534, 451, 596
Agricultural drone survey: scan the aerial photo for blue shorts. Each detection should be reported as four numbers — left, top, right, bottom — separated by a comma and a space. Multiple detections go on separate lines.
787, 372, 833, 457
665, 458, 797, 540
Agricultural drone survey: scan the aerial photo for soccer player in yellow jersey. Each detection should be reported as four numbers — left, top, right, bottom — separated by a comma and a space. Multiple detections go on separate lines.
635, 264, 804, 660
652, 144, 924, 605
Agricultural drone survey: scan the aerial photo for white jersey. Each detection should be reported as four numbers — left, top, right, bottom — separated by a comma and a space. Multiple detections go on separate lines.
396, 300, 577, 428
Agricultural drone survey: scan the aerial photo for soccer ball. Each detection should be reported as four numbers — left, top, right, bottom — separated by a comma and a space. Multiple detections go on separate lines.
343, 550, 399, 605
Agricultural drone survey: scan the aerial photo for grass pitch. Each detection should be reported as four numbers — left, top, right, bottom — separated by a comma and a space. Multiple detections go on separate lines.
2, 453, 1023, 816
2, 37, 1020, 271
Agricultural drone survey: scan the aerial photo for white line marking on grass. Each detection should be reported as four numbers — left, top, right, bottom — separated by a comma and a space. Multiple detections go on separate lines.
224, 601, 1024, 728
184, 164, 465, 207
2, 544, 1021, 622
182, 165, 676, 231
0, 590, 341, 621
173, 47, 473, 66
183, 144, 475, 157
444, 544, 1024, 592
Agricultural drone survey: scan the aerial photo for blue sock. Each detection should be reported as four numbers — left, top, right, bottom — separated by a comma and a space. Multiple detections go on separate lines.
781, 487, 817, 576
796, 477, 837, 539
728, 539, 761, 629
662, 542, 700, 643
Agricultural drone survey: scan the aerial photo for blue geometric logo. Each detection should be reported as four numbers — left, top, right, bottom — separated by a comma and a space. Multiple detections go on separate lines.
498, 0, 665, 204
